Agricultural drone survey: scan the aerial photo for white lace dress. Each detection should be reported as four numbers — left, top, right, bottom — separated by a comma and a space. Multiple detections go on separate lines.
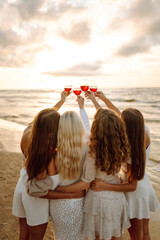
81, 155, 131, 240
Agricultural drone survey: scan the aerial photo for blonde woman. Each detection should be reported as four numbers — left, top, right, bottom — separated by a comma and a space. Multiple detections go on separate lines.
46, 108, 90, 240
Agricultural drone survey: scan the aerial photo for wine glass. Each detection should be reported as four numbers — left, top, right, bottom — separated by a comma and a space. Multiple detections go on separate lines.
80, 79, 89, 102
73, 88, 81, 97
64, 84, 72, 102
73, 81, 81, 99
89, 80, 98, 93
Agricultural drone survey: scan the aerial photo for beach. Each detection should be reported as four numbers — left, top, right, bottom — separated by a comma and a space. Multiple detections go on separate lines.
0, 118, 160, 239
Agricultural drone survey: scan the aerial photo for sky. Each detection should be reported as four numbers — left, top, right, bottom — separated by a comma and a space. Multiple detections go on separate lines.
0, 0, 160, 89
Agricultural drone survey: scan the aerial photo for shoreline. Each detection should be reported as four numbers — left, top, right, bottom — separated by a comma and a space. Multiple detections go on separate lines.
0, 118, 25, 152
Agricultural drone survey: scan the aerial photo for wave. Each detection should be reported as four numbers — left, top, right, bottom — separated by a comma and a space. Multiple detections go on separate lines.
124, 99, 135, 102
152, 164, 160, 172
145, 119, 160, 123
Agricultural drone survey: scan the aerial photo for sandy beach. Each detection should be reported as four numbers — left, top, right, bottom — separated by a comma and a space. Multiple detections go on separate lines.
0, 120, 160, 239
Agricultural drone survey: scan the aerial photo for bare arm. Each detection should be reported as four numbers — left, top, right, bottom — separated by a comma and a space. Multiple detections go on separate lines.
85, 91, 101, 110
95, 91, 121, 116
56, 180, 90, 193
91, 178, 137, 192
41, 190, 85, 199
53, 90, 71, 111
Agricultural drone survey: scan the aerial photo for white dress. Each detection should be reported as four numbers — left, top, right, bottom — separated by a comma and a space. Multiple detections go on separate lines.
49, 176, 85, 240
81, 155, 130, 240
12, 166, 50, 226
49, 109, 90, 240
124, 126, 160, 219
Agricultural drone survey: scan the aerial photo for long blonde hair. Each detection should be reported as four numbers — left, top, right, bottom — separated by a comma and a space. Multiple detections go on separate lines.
55, 111, 85, 180
89, 108, 130, 175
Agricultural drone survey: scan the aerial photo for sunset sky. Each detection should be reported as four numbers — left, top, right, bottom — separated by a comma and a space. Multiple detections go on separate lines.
0, 0, 160, 89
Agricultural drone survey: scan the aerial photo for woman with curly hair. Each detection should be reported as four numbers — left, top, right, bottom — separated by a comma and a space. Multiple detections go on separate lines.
86, 91, 159, 240
57, 107, 131, 240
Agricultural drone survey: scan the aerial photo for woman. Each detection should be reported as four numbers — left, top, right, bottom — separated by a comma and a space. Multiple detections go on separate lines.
87, 91, 160, 240
49, 109, 89, 240
13, 108, 60, 240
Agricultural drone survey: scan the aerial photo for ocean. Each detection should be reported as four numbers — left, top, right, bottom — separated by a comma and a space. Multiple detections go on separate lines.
0, 87, 160, 166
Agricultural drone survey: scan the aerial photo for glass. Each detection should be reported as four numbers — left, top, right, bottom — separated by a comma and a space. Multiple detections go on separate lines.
80, 79, 89, 102
73, 81, 81, 99
89, 80, 98, 93
64, 84, 72, 102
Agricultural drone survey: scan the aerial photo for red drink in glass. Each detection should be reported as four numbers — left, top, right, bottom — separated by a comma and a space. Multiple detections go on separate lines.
90, 87, 97, 92
73, 90, 81, 95
64, 87, 72, 92
80, 86, 89, 91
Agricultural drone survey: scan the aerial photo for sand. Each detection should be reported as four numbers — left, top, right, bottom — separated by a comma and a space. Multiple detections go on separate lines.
0, 150, 160, 239
0, 119, 160, 239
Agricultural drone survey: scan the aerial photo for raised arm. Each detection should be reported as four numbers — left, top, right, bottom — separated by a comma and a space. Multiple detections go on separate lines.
85, 91, 101, 110
53, 90, 71, 111
95, 91, 121, 116
77, 96, 90, 141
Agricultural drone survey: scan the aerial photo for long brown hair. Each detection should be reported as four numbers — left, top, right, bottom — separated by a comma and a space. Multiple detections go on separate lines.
25, 108, 60, 180
89, 108, 130, 175
121, 108, 146, 180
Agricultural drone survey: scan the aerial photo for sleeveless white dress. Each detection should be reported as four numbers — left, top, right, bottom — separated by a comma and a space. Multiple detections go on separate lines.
125, 126, 160, 219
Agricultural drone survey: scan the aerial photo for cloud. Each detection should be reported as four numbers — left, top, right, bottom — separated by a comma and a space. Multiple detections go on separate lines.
128, 0, 157, 19
115, 37, 150, 57
13, 0, 45, 20
59, 21, 91, 44
115, 17, 160, 57
43, 61, 104, 77
0, 26, 45, 47
108, 0, 160, 56
13, 0, 86, 21
0, 29, 23, 47
109, 0, 159, 29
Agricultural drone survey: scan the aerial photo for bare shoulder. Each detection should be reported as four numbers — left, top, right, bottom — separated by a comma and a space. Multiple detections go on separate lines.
20, 123, 32, 156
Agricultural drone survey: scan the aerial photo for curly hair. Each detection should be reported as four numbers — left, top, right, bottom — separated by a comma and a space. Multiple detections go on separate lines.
55, 111, 86, 180
25, 108, 60, 180
121, 108, 146, 180
89, 108, 130, 175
